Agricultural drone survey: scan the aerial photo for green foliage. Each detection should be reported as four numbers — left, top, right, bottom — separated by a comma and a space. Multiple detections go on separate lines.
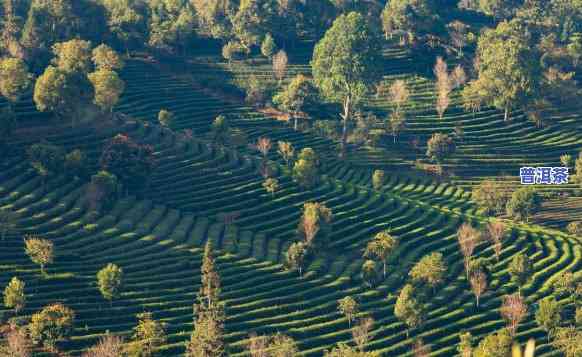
297, 201, 332, 248
0, 57, 31, 103
364, 230, 397, 278
381, 0, 439, 41
292, 147, 319, 189
260, 33, 276, 58
147, 0, 196, 53
273, 74, 318, 130
222, 40, 246, 62
473, 329, 512, 357
26, 142, 65, 180
325, 342, 379, 356
97, 263, 123, 303
338, 296, 359, 327
52, 39, 93, 74
508, 253, 533, 291
311, 11, 382, 156
409, 252, 447, 290
92, 43, 124, 70
478, 0, 520, 19
576, 151, 582, 188
458, 332, 473, 357
372, 170, 385, 191
262, 177, 279, 197
552, 327, 582, 357
3, 277, 25, 314
190, 242, 225, 357
132, 312, 166, 356
535, 296, 562, 338
24, 236, 54, 276
472, 180, 510, 215
29, 303, 75, 349
100, 0, 148, 52
100, 134, 154, 191
286, 241, 307, 277
361, 260, 379, 288
394, 284, 424, 333
89, 170, 119, 211
506, 186, 542, 222
88, 68, 125, 113
464, 20, 541, 121
64, 149, 87, 179
426, 133, 455, 164
210, 115, 231, 146
157, 109, 174, 127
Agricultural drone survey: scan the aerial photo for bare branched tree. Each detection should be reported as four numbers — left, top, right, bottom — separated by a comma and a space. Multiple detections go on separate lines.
83, 334, 124, 357
500, 293, 528, 337
352, 317, 374, 352
247, 332, 269, 357
487, 220, 506, 261
457, 223, 480, 279
470, 269, 488, 308
273, 50, 288, 84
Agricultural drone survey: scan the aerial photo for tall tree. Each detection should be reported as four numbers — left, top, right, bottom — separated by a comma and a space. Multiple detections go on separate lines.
487, 220, 506, 261
508, 253, 532, 293
24, 235, 53, 276
88, 68, 125, 115
311, 12, 382, 157
457, 223, 481, 279
535, 296, 562, 341
292, 147, 319, 189
552, 327, 582, 357
458, 332, 473, 357
380, 0, 439, 43
0, 57, 31, 106
500, 293, 528, 337
273, 74, 317, 131
463, 20, 541, 121
394, 284, 424, 337
352, 317, 374, 352
92, 44, 124, 71
286, 241, 307, 277
97, 263, 123, 306
473, 329, 512, 357
3, 276, 25, 315
506, 186, 542, 222
100, 134, 155, 192
365, 230, 398, 278
297, 201, 332, 248
426, 132, 455, 165
28, 303, 75, 350
338, 296, 359, 328
409, 252, 447, 293
192, 0, 234, 39
132, 312, 166, 356
189, 242, 226, 357
473, 180, 509, 216
470, 269, 487, 308
100, 0, 147, 54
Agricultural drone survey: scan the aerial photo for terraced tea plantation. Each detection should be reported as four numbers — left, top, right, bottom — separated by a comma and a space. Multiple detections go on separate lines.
1, 28, 581, 357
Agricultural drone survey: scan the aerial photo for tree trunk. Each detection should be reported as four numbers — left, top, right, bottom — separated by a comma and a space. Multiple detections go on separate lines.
294, 116, 298, 131
504, 106, 510, 121
383, 262, 387, 278
476, 295, 479, 308
340, 95, 351, 158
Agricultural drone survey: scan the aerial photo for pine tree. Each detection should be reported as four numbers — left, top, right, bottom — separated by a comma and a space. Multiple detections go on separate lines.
188, 242, 226, 357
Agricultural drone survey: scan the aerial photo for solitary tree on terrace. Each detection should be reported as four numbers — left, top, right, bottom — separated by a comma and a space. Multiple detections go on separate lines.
500, 293, 528, 337
365, 230, 398, 278
24, 236, 53, 276
338, 296, 359, 328
311, 12, 382, 157
487, 220, 506, 261
457, 223, 481, 279
3, 276, 26, 315
97, 263, 123, 306
470, 269, 487, 308
394, 284, 424, 337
